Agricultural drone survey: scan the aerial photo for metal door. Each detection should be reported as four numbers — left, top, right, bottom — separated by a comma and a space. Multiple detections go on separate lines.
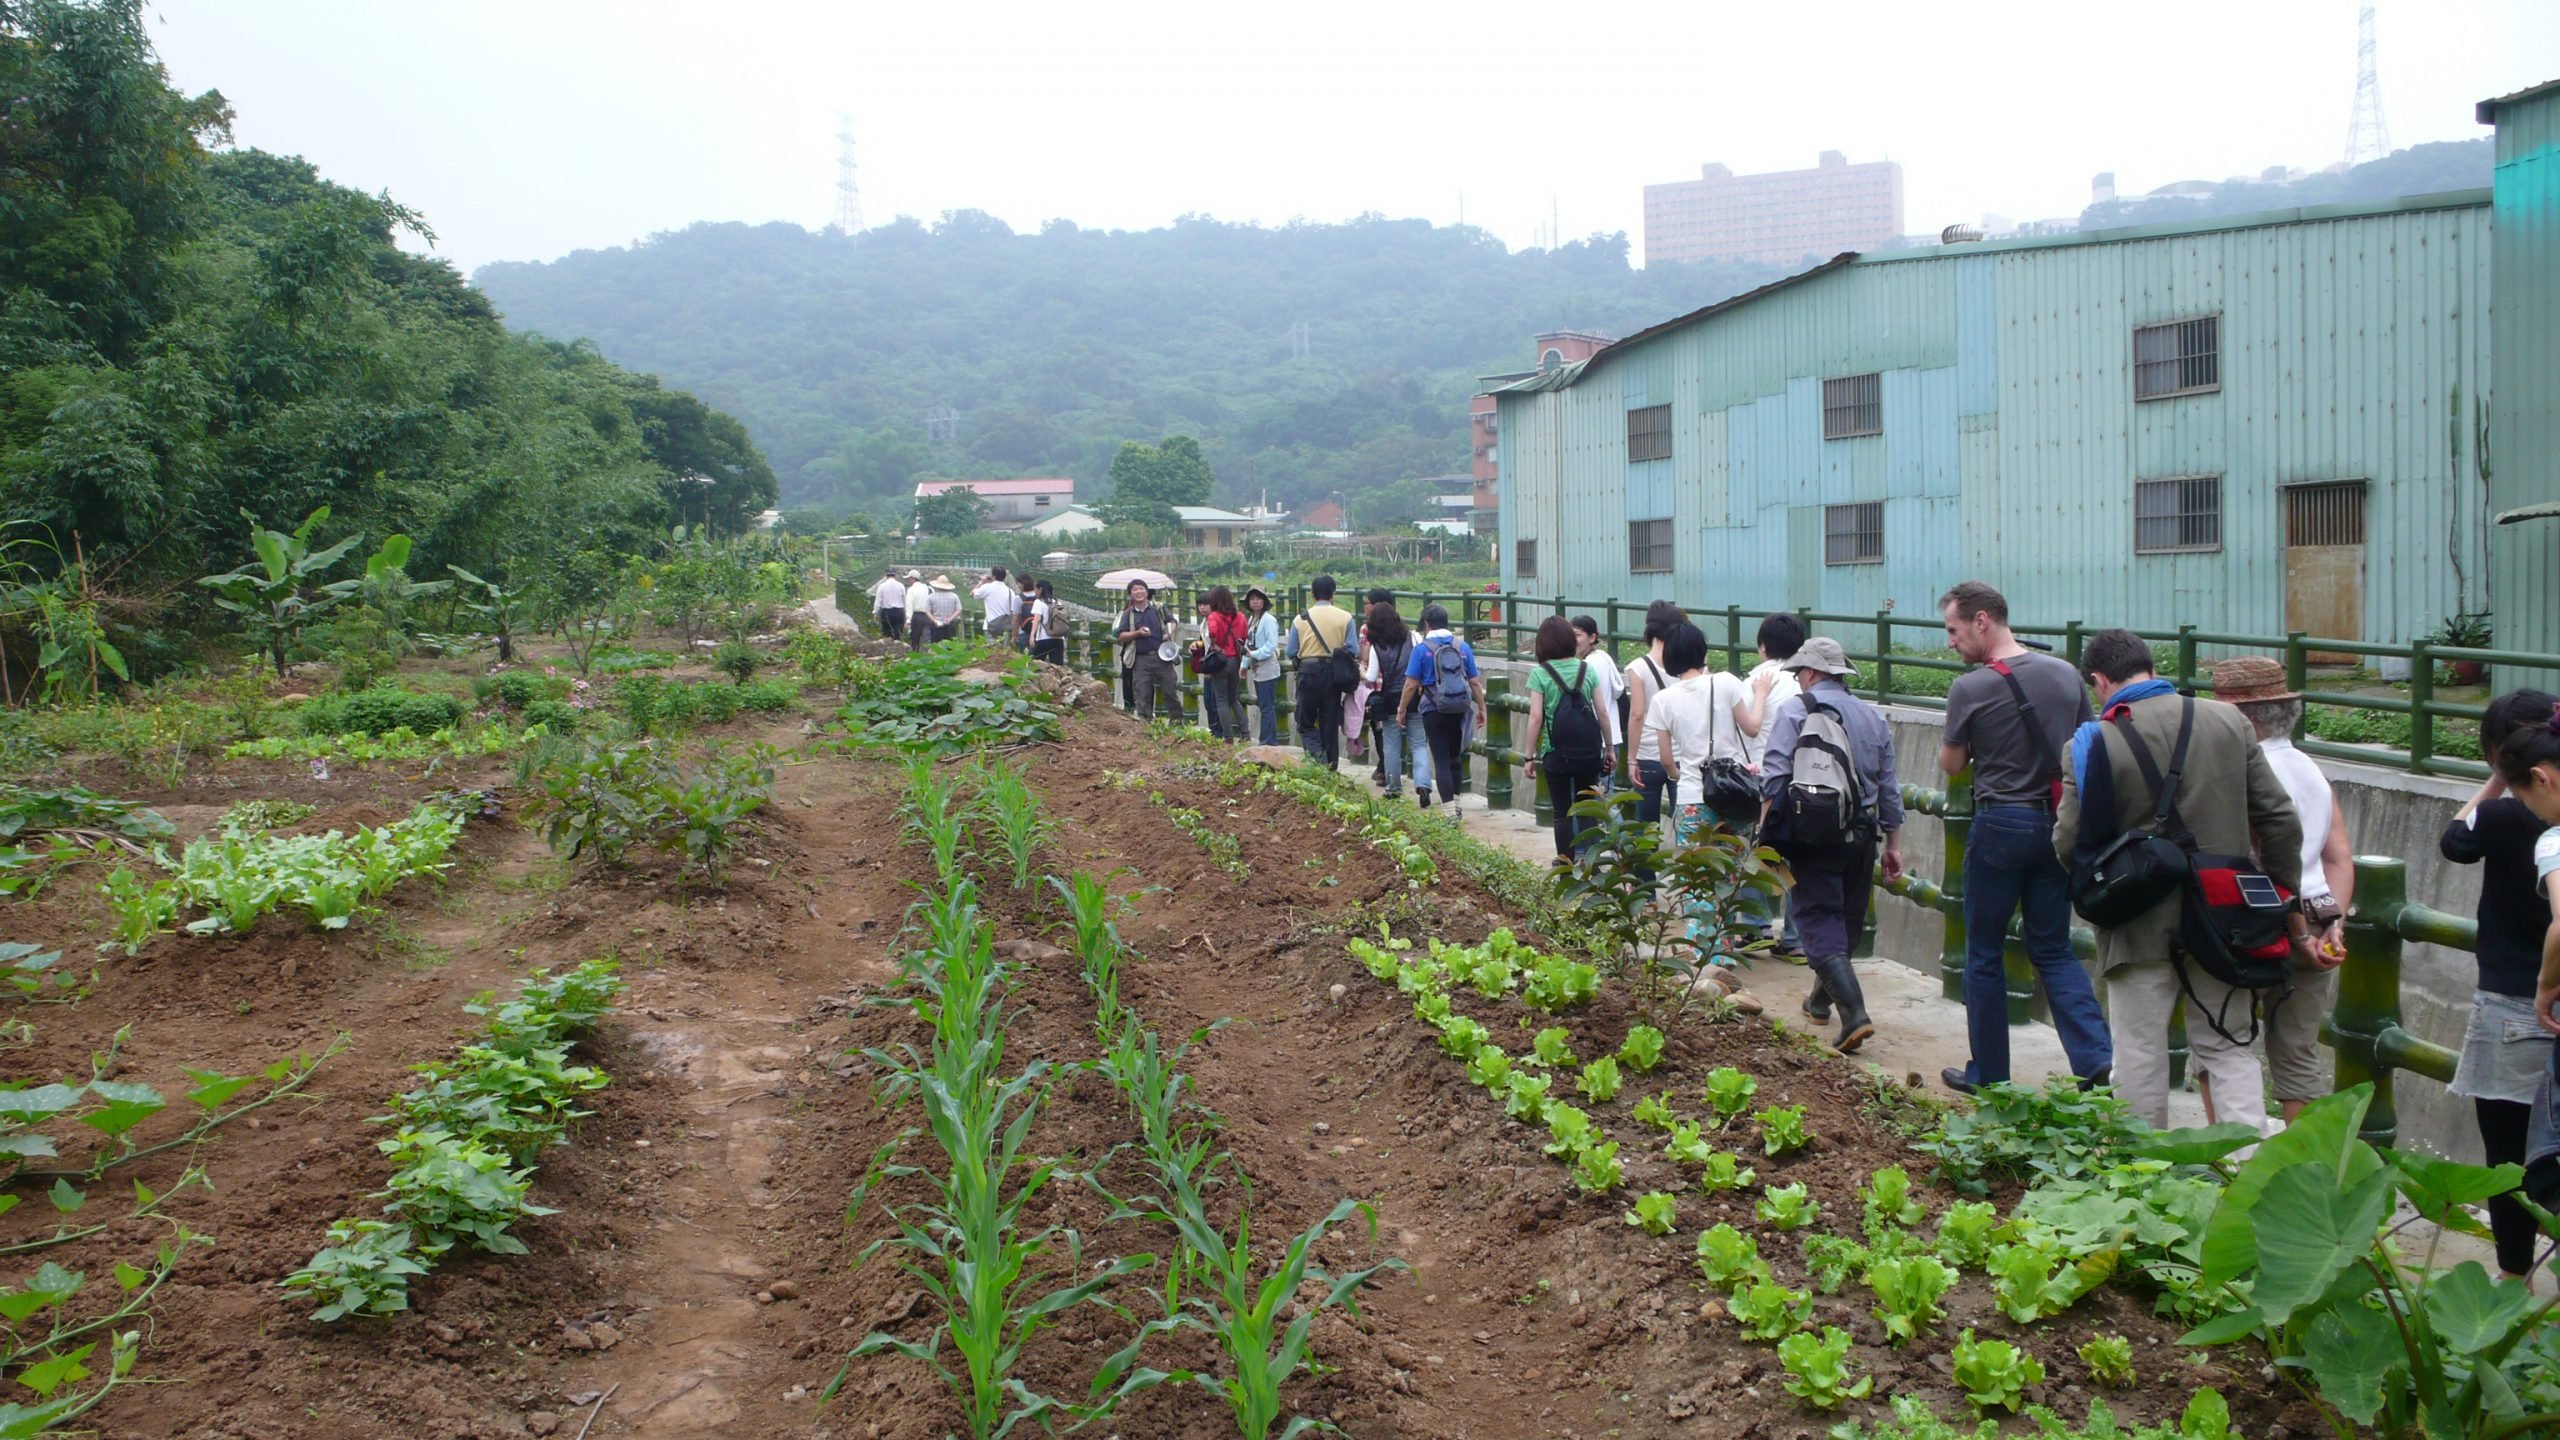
2285, 482, 2367, 658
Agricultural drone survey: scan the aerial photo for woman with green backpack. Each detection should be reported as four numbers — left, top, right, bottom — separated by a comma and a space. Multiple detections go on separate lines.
1521, 616, 1614, 862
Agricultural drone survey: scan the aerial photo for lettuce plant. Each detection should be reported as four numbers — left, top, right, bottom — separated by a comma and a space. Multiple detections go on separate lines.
1778, 1325, 1872, 1409
1541, 1103, 1593, 1157
1727, 1280, 1813, 1341
1985, 1241, 2110, 1324
1694, 1223, 1769, 1291
1705, 1066, 1758, 1120
1435, 1014, 1488, 1060
1950, 1329, 2044, 1413
1618, 1025, 1667, 1072
1860, 1165, 1927, 1239
1755, 1105, 1811, 1157
1528, 1026, 1578, 1069
1524, 955, 1599, 1010
1801, 1233, 1873, 1294
1503, 1071, 1551, 1123
1665, 1121, 1713, 1165
1699, 1150, 1757, 1192
1570, 1141, 1623, 1194
1466, 1046, 1513, 1090
2078, 1333, 2135, 1388
1756, 1183, 1819, 1230
1632, 1091, 1677, 1130
1865, 1254, 1956, 1344
1931, 1200, 2000, 1269
1576, 1055, 1623, 1104
1624, 1190, 1678, 1236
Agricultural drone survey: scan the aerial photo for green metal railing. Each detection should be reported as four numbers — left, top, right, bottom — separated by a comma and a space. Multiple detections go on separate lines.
2325, 855, 2465, 1149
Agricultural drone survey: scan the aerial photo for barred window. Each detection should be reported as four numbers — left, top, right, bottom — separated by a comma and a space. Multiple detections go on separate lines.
1628, 519, 1673, 573
1627, 404, 1672, 462
1824, 502, 1884, 565
1822, 373, 1882, 439
2134, 476, 2222, 554
2134, 316, 2220, 399
1515, 539, 1538, 579
2286, 481, 2367, 546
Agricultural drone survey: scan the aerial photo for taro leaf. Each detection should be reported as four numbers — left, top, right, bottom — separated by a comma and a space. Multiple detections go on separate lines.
2389, 1152, 2525, 1235
2251, 1162, 2392, 1326
2132, 1122, 2263, 1167
77, 1081, 165, 1138
0, 1086, 83, 1124
45, 1180, 79, 1214
2177, 1305, 2266, 1347
2421, 1262, 2538, 1352
2200, 1085, 2379, 1285
2298, 1304, 2403, 1426
184, 1069, 253, 1111
13, 1341, 94, 1399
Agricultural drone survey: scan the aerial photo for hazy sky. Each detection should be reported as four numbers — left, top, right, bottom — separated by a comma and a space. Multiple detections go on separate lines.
147, 0, 2560, 275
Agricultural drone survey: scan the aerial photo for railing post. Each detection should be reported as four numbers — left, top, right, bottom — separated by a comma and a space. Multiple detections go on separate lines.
1725, 605, 1744, 675
2169, 1000, 2190, 1093
2174, 625, 2198, 693
2064, 621, 2084, 671
1486, 677, 1514, 810
1874, 610, 1894, 705
2332, 855, 2404, 1148
1533, 757, 1554, 830
1940, 766, 1973, 1004
2408, 642, 2435, 775
2283, 632, 2310, 741
1604, 598, 1623, 656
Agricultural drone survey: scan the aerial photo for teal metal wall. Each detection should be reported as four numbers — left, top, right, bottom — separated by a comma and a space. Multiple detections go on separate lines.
2487, 86, 2560, 664
1498, 194, 2494, 644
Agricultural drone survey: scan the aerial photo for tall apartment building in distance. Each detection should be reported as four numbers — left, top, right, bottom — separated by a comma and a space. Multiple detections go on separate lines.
1643, 151, 1905, 266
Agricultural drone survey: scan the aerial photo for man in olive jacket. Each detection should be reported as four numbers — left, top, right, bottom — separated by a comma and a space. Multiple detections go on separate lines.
2054, 629, 2306, 1133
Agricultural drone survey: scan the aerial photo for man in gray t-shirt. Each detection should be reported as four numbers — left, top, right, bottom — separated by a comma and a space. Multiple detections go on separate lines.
1935, 582, 2114, 1097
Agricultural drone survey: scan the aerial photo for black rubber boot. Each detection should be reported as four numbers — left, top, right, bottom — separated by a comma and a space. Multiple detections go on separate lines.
1802, 976, 1833, 1024
1808, 955, 1873, 1052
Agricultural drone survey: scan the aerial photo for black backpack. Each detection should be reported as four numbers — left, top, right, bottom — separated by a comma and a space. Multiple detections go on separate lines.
1538, 659, 1607, 773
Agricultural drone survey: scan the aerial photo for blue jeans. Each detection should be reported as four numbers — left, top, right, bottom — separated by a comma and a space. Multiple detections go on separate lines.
1377, 710, 1432, 795
1961, 806, 2114, 1084
1253, 677, 1279, 745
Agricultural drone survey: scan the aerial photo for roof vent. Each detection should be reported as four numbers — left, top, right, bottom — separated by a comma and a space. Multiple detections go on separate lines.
1940, 224, 1985, 245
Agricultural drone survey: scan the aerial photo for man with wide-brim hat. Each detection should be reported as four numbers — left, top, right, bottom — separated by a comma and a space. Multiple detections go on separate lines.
1756, 636, 1906, 1052
2210, 654, 2351, 1124
923, 574, 963, 643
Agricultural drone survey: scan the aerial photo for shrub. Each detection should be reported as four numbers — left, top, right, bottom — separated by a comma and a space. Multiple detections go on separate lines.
711, 641, 758, 685
295, 685, 467, 738
521, 700, 581, 733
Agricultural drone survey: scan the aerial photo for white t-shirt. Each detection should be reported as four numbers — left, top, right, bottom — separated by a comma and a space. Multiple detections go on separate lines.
1028, 599, 1052, 644
1646, 672, 1748, 804
1581, 648, 1626, 745
904, 581, 931, 615
2257, 736, 2335, 902
871, 577, 906, 609
973, 580, 1015, 623
1742, 659, 1803, 768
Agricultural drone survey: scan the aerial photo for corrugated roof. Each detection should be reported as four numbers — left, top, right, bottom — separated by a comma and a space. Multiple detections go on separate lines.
2479, 77, 2560, 123
1497, 188, 2492, 396
1490, 254, 1859, 394
913, 477, 1075, 496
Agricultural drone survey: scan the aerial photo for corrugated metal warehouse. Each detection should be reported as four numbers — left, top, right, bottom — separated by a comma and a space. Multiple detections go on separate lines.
2483, 80, 2560, 663
1494, 191, 2497, 644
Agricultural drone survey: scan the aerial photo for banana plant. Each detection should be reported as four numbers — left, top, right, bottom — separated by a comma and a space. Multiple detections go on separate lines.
198, 507, 364, 676
446, 566, 527, 662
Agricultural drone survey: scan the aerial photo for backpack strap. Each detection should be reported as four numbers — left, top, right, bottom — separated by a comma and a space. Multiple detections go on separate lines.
2105, 698, 2195, 837
1987, 657, 2066, 805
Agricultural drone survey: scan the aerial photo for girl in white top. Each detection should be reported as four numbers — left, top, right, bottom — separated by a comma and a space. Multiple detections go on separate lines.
1570, 616, 1626, 748
1644, 619, 1759, 1006
1733, 613, 1808, 769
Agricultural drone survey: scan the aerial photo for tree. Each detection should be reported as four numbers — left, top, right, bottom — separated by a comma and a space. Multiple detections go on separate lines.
1098, 436, 1214, 528
913, 487, 990, 536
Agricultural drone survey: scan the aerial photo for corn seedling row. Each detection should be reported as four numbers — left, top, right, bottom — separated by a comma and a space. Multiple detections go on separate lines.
1059, 869, 1405, 1440
835, 859, 1148, 1439
282, 959, 624, 1321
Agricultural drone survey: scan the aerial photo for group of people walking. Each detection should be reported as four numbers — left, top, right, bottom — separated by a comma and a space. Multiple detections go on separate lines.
867, 565, 1063, 663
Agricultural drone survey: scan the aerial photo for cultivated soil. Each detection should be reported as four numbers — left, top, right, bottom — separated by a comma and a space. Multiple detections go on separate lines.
1, 645, 2319, 1440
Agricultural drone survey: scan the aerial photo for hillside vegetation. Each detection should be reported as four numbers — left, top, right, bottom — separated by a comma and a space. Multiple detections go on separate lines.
473, 215, 1794, 517
1, 0, 775, 680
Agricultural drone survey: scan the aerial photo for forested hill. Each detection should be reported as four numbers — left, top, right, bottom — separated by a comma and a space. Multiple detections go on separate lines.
472, 215, 1795, 516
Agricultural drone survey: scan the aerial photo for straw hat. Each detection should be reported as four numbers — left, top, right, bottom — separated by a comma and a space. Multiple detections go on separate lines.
930, 574, 955, 591
2210, 656, 2297, 705
1782, 636, 1858, 677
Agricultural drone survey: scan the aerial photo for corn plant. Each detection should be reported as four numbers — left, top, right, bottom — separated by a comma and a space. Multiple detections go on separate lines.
1050, 871, 1132, 1039
901, 757, 970, 889
968, 764, 1056, 892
